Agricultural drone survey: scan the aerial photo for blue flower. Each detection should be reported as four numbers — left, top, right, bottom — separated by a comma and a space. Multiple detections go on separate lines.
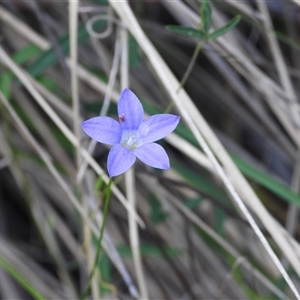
81, 88, 180, 177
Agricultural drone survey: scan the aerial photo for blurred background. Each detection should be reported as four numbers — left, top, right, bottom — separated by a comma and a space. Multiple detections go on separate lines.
0, 0, 300, 299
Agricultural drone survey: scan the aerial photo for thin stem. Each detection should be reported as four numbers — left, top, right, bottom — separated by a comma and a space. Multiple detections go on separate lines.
177, 40, 203, 93
69, 0, 81, 169
165, 40, 203, 114
80, 178, 113, 300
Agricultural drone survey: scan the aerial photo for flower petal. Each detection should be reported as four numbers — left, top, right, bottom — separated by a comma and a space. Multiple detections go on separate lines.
134, 143, 170, 169
81, 116, 122, 145
107, 144, 136, 177
138, 114, 180, 144
117, 88, 144, 130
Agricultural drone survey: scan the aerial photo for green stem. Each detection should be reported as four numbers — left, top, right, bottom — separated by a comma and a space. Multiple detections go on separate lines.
164, 41, 203, 114
80, 178, 113, 300
177, 40, 203, 93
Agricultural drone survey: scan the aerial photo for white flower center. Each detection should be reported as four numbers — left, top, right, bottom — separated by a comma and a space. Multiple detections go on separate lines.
121, 131, 140, 151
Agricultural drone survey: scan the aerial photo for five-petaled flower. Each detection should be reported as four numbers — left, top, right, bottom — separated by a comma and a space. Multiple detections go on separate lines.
81, 88, 180, 177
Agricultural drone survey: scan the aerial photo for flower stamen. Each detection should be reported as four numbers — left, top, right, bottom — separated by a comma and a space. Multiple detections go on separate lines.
121, 131, 139, 151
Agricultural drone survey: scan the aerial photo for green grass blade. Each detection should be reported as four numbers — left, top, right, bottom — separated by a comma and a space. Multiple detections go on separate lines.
166, 26, 206, 40
171, 159, 229, 204
201, 0, 212, 34
0, 256, 46, 300
232, 154, 300, 207
275, 30, 300, 52
208, 15, 241, 40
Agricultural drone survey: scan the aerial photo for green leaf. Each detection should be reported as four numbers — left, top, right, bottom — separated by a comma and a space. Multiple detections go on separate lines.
0, 44, 42, 100
166, 25, 206, 40
208, 15, 241, 40
13, 44, 41, 65
37, 76, 58, 92
95, 175, 105, 194
0, 73, 13, 99
201, 0, 212, 34
0, 256, 46, 300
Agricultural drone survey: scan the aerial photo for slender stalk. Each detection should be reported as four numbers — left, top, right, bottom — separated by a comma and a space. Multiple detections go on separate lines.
165, 40, 203, 113
80, 178, 113, 300
177, 40, 203, 93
